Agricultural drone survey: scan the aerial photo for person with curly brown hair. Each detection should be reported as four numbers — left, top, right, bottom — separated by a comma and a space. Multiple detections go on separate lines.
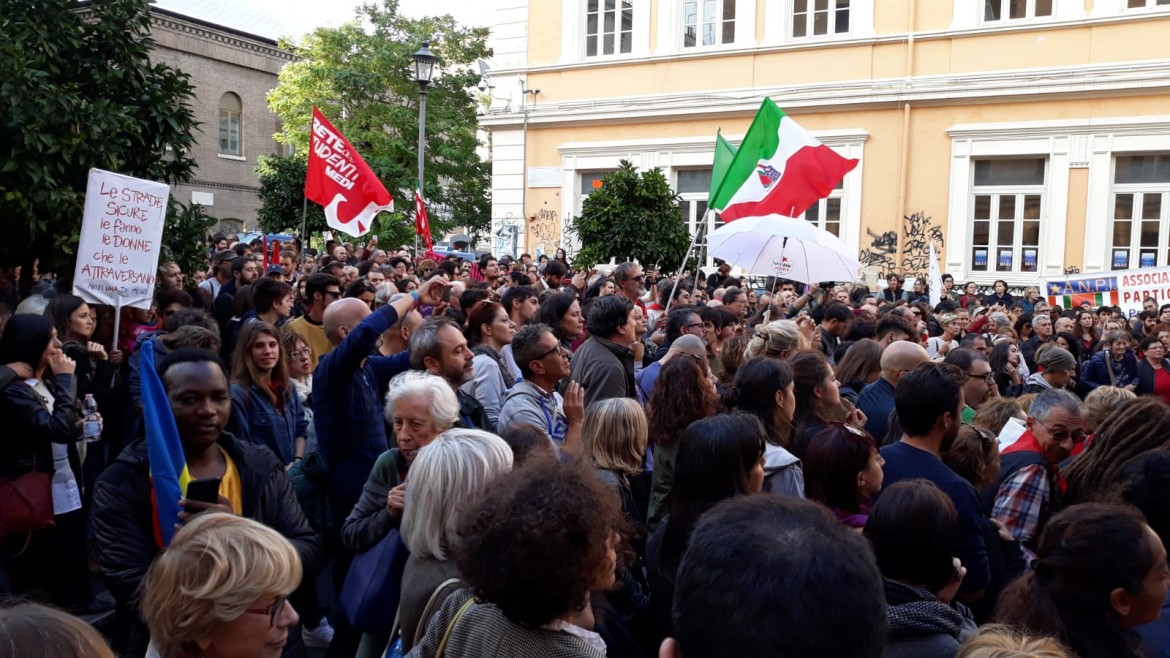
645, 356, 719, 531
408, 460, 626, 658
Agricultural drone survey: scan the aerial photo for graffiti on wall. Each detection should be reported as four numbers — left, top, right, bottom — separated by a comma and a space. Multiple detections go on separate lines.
901, 212, 945, 278
858, 212, 944, 279
527, 207, 561, 256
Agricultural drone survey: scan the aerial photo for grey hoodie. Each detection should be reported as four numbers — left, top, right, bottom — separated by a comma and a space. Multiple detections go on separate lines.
763, 442, 806, 498
497, 379, 567, 445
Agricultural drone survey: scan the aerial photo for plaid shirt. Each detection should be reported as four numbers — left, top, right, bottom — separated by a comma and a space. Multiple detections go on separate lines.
992, 463, 1049, 561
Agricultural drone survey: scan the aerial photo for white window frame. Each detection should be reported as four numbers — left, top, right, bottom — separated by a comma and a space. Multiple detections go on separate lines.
951, 0, 1084, 29
583, 0, 634, 58
803, 183, 845, 238
946, 127, 1069, 285
1124, 0, 1170, 9
681, 0, 738, 49
558, 130, 867, 260
981, 0, 1054, 23
564, 0, 651, 64
1107, 154, 1170, 270
761, 0, 874, 46
967, 164, 1047, 276
790, 0, 851, 40
219, 109, 242, 157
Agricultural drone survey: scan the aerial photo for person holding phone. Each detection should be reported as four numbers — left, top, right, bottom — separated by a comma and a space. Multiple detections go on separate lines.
91, 348, 323, 657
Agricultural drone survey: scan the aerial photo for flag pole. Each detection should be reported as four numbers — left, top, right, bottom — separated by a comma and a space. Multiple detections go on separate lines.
665, 211, 708, 317
300, 196, 307, 265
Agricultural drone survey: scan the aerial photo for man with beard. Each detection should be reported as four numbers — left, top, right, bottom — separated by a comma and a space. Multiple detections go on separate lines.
878, 363, 990, 598
408, 317, 491, 431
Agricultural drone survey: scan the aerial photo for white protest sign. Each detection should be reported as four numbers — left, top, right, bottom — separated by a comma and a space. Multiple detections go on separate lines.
73, 169, 169, 311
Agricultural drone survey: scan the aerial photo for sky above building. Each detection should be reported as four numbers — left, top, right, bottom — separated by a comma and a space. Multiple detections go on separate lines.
152, 0, 493, 41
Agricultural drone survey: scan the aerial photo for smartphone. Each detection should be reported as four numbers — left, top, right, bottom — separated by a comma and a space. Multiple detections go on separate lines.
441, 286, 452, 304
185, 477, 222, 504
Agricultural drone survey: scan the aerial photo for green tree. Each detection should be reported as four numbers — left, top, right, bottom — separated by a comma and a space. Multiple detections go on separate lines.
567, 161, 691, 273
161, 198, 218, 282
0, 0, 197, 282
262, 0, 490, 244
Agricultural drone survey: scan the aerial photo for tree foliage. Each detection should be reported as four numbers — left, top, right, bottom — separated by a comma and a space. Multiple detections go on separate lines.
161, 198, 218, 281
0, 0, 197, 277
567, 161, 691, 273
262, 0, 491, 243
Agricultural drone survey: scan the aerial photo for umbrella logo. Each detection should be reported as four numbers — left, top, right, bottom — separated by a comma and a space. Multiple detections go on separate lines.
756, 163, 781, 189
772, 256, 793, 275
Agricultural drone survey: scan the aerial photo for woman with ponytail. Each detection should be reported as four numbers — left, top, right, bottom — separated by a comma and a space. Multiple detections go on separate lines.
724, 357, 804, 497
993, 503, 1168, 658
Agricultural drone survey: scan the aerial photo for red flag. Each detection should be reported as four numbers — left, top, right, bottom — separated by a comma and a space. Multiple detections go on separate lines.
270, 239, 281, 270
414, 189, 434, 252
305, 107, 394, 238
261, 234, 268, 269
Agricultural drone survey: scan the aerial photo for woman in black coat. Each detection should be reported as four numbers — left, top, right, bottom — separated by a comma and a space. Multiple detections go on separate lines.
0, 315, 93, 611
1136, 335, 1170, 404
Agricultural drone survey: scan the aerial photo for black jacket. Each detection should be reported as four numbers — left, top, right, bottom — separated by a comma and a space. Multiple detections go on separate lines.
1137, 358, 1170, 397
92, 432, 324, 620
0, 373, 79, 482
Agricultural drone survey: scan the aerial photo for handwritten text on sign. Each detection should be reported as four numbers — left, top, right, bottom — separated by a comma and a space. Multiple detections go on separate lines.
73, 169, 169, 310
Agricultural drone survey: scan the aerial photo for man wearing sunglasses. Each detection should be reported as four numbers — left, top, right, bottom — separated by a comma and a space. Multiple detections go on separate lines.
985, 389, 1083, 561
284, 273, 342, 370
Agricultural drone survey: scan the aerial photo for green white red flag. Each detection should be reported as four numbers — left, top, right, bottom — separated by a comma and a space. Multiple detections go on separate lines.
710, 99, 857, 221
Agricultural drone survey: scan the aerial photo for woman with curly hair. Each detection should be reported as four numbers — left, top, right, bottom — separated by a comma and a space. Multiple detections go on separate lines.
646, 357, 718, 530
993, 503, 1168, 658
646, 414, 766, 643
410, 460, 625, 658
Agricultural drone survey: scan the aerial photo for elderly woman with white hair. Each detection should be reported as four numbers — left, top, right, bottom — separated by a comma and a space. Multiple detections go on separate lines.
397, 428, 514, 651
340, 371, 460, 554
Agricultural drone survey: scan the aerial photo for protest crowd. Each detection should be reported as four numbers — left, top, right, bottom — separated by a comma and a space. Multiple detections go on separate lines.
5, 233, 1170, 658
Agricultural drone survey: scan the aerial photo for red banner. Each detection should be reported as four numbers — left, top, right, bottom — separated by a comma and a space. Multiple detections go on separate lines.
414, 189, 434, 252
305, 107, 393, 237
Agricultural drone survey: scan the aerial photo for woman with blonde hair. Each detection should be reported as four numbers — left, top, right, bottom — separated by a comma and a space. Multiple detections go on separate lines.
582, 398, 650, 534
1081, 385, 1137, 436
744, 319, 802, 360
395, 429, 514, 652
141, 513, 302, 658
955, 624, 1070, 658
0, 601, 117, 658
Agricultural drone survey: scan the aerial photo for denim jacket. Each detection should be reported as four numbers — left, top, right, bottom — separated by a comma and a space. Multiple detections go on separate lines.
227, 383, 307, 465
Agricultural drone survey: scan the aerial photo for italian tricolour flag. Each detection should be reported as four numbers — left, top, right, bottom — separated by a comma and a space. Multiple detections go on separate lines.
710, 99, 858, 221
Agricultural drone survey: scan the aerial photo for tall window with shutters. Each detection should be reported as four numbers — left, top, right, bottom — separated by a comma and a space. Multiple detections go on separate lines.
676, 169, 725, 266
585, 0, 634, 57
969, 158, 1045, 274
1110, 154, 1170, 270
218, 92, 243, 157
803, 179, 844, 237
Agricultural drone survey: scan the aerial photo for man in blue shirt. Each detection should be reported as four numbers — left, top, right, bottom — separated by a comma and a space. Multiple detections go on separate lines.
878, 362, 991, 599
857, 340, 929, 442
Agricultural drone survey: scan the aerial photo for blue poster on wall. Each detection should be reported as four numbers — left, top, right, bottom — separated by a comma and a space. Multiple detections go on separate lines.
1023, 249, 1037, 270
1141, 252, 1156, 268
1114, 250, 1130, 270
974, 249, 988, 269
998, 249, 1013, 269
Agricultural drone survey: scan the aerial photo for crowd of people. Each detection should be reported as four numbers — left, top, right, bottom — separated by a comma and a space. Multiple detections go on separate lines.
2, 236, 1170, 658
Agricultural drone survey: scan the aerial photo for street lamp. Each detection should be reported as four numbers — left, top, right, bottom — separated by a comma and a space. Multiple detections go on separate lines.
413, 41, 438, 255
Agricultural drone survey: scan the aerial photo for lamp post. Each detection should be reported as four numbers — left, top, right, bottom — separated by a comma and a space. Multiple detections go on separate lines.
412, 41, 438, 257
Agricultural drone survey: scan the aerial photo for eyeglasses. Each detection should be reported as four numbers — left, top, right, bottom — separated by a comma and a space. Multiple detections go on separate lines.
536, 342, 567, 360
245, 594, 290, 627
684, 322, 706, 331
323, 289, 341, 298
1033, 418, 1087, 446
290, 349, 312, 359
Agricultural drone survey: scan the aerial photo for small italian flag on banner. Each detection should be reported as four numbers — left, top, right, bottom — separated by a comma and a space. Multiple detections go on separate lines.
710, 98, 858, 222
1052, 291, 1120, 309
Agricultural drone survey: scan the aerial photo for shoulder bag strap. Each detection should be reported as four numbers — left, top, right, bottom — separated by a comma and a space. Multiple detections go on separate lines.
415, 578, 465, 648
435, 596, 476, 658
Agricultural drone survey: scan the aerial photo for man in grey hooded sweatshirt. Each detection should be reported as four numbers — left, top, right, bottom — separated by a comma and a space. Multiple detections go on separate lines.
498, 323, 585, 452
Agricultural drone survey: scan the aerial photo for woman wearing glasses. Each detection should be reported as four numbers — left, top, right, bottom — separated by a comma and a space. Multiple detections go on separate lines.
1136, 335, 1170, 404
141, 513, 303, 658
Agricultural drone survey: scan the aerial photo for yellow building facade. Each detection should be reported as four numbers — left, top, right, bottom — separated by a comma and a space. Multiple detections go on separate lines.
482, 0, 1170, 287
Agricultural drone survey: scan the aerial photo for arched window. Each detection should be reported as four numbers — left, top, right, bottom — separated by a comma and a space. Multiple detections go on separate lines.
219, 92, 243, 156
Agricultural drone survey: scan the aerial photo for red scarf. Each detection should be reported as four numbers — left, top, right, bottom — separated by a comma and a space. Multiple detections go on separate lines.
1002, 430, 1067, 492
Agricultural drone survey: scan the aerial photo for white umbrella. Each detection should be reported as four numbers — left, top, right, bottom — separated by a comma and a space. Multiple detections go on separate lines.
706, 214, 861, 284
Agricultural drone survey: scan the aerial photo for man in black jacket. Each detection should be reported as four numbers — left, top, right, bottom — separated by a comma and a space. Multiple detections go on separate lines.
92, 348, 322, 657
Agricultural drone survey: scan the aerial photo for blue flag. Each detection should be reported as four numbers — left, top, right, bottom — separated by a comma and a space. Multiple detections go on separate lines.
141, 345, 189, 546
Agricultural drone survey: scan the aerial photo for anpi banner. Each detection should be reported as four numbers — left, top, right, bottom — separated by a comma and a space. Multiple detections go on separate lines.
1042, 266, 1170, 318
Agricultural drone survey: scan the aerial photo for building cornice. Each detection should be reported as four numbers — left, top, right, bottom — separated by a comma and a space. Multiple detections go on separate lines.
150, 12, 295, 62
947, 115, 1170, 140
479, 59, 1170, 128
557, 130, 870, 156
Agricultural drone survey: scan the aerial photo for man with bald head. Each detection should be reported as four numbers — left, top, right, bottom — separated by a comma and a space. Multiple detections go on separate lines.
313, 277, 447, 554
856, 340, 931, 441
637, 334, 708, 402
